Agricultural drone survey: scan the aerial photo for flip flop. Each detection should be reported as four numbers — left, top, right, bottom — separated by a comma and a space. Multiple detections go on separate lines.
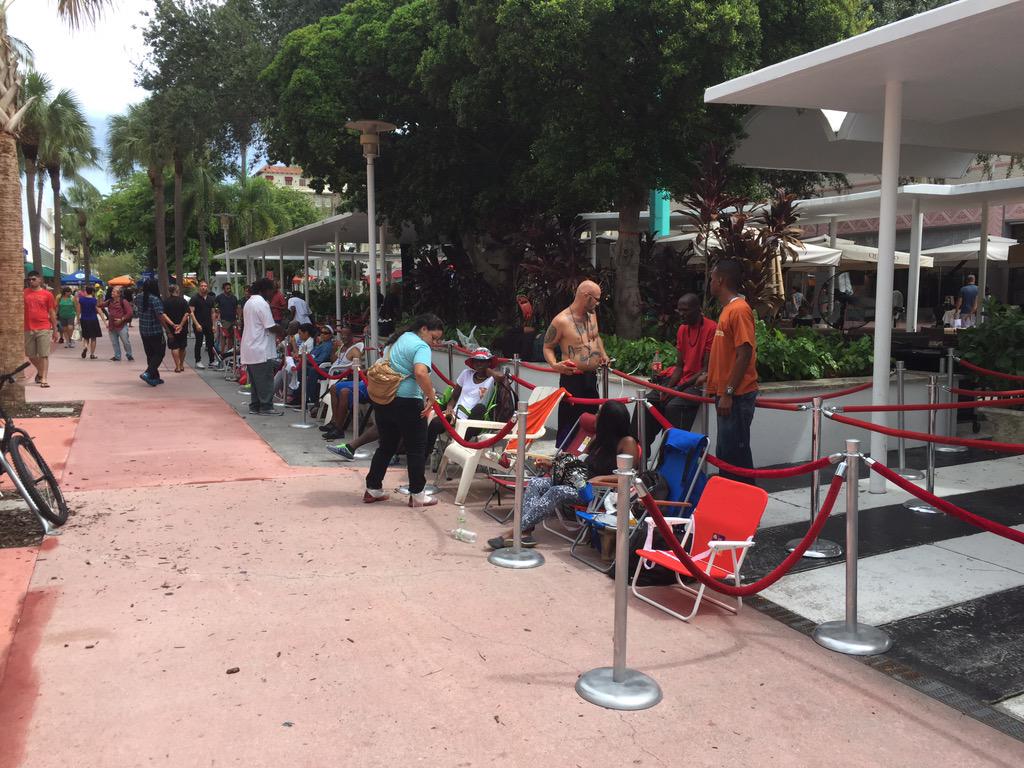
39, 382, 50, 388
34, 375, 42, 384
486, 535, 537, 550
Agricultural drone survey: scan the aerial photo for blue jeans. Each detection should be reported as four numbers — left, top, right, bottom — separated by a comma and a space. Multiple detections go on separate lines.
715, 391, 756, 484
110, 325, 133, 360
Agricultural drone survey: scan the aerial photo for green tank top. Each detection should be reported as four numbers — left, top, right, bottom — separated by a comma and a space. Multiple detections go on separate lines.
58, 296, 76, 320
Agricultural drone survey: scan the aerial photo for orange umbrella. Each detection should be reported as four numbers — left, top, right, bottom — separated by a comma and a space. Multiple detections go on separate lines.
108, 275, 135, 286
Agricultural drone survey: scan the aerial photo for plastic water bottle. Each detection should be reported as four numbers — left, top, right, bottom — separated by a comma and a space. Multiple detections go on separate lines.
651, 350, 663, 376
451, 507, 477, 543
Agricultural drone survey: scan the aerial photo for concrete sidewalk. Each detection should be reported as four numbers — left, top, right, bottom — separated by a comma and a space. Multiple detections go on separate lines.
0, 335, 1021, 766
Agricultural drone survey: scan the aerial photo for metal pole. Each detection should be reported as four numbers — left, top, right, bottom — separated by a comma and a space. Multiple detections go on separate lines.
907, 199, 923, 332
278, 246, 284, 294
349, 360, 371, 459
291, 353, 314, 429
303, 241, 310, 304
447, 342, 454, 383
600, 364, 610, 400
787, 396, 841, 558
904, 376, 940, 514
366, 155, 381, 353
334, 232, 342, 323
489, 400, 544, 569
813, 440, 893, 656
937, 347, 966, 453
895, 361, 924, 479
636, 391, 647, 472
513, 355, 521, 401
978, 200, 989, 326
576, 454, 662, 710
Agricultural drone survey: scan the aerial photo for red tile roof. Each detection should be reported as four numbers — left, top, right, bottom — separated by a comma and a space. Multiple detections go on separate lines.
254, 164, 304, 176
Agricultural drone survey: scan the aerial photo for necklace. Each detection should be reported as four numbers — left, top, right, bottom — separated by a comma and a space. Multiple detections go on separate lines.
685, 321, 702, 349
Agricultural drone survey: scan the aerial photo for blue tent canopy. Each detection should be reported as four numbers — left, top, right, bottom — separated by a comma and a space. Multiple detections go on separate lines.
61, 272, 104, 286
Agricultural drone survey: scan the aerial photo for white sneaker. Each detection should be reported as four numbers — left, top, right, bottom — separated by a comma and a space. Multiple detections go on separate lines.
196, 361, 206, 369
409, 491, 438, 508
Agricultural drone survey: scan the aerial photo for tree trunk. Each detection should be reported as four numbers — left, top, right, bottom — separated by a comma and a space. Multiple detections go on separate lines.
198, 212, 210, 284
614, 195, 644, 339
77, 212, 91, 285
47, 165, 63, 286
23, 151, 40, 273
238, 139, 248, 181
149, 167, 170, 295
173, 153, 184, 287
0, 131, 25, 406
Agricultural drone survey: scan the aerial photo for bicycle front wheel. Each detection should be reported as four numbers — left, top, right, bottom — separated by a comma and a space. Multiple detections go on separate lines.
9, 432, 69, 526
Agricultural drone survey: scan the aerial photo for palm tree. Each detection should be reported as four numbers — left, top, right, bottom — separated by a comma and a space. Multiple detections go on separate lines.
0, 0, 109, 407
186, 151, 224, 283
230, 176, 290, 246
17, 69, 50, 273
108, 99, 172, 294
40, 88, 98, 286
63, 179, 101, 284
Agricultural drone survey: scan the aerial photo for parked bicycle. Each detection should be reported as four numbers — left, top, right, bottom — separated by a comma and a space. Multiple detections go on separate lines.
0, 362, 69, 532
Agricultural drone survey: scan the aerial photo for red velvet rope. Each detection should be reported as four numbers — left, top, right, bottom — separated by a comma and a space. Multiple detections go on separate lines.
705, 454, 834, 478
518, 360, 561, 373
647, 404, 673, 430
868, 461, 1024, 545
565, 396, 631, 406
756, 381, 874, 404
430, 403, 518, 449
957, 357, 1024, 382
841, 398, 1024, 413
826, 411, 1024, 453
636, 471, 846, 597
612, 368, 714, 403
508, 373, 536, 390
950, 386, 1024, 398
432, 363, 455, 388
304, 355, 350, 380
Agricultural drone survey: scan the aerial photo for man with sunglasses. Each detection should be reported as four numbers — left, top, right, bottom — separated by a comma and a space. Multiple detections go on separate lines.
543, 280, 610, 445
642, 293, 716, 451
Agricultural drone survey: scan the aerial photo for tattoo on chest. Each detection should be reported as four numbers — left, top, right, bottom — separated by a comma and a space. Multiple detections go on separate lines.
565, 311, 601, 365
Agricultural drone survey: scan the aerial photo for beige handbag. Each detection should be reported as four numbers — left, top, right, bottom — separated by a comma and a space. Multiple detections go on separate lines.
365, 347, 405, 405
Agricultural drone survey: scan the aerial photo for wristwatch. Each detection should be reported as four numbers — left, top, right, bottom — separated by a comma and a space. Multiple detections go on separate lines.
725, 386, 735, 396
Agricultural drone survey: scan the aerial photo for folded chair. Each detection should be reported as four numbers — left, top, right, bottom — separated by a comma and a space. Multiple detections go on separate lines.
570, 428, 709, 572
435, 386, 565, 506
630, 476, 769, 621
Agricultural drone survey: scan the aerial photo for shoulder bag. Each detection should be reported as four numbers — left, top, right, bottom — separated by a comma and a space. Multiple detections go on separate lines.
365, 346, 405, 405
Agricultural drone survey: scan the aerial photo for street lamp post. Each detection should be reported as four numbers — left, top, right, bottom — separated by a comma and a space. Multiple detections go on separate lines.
217, 213, 235, 294
345, 119, 396, 354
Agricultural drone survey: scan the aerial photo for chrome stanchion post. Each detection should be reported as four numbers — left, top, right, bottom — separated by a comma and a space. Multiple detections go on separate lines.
699, 389, 711, 437
895, 361, 924, 479
813, 440, 892, 656
291, 354, 314, 429
787, 396, 841, 558
904, 376, 940, 514
636, 390, 647, 472
577, 454, 662, 710
447, 341, 455, 382
513, 354, 521, 401
600, 364, 610, 400
349, 360, 372, 459
489, 400, 544, 569
937, 347, 966, 453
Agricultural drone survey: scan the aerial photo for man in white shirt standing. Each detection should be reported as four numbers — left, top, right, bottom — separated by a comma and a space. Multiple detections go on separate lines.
242, 278, 286, 416
288, 291, 313, 325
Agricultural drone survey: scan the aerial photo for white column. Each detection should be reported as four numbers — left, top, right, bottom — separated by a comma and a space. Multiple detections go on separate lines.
590, 222, 598, 268
869, 80, 903, 494
278, 246, 284, 289
907, 198, 923, 332
978, 201, 989, 324
334, 231, 342, 322
303, 240, 310, 302
366, 156, 380, 351
379, 224, 388, 293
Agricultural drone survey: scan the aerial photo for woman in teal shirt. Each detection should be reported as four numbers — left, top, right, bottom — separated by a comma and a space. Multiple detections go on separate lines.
57, 288, 76, 347
364, 314, 444, 508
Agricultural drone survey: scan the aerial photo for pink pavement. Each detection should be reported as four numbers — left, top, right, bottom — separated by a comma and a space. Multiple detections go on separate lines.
0, 329, 1021, 766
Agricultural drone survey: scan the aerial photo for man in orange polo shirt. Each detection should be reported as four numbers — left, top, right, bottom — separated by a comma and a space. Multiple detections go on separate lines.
23, 271, 59, 388
706, 259, 758, 482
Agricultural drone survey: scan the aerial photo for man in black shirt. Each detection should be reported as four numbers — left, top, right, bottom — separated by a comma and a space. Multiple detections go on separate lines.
164, 284, 191, 373
190, 280, 218, 369
214, 282, 240, 363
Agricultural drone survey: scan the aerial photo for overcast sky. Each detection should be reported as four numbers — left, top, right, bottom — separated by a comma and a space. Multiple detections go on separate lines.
9, 0, 152, 195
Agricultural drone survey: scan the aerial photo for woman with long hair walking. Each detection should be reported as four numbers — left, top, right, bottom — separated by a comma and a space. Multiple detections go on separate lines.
136, 279, 173, 386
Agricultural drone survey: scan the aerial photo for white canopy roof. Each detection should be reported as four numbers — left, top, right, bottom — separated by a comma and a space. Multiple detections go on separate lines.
801, 236, 929, 270
224, 211, 417, 261
921, 235, 1015, 265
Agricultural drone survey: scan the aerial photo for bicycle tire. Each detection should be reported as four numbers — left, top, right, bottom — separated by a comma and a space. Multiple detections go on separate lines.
9, 432, 69, 526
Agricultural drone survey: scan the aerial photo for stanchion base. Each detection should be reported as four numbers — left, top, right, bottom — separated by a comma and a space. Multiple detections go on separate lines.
813, 621, 892, 656
488, 547, 545, 569
576, 667, 663, 711
935, 445, 968, 454
396, 484, 438, 496
903, 498, 941, 514
895, 467, 925, 480
290, 423, 315, 430
785, 537, 843, 559
352, 450, 372, 459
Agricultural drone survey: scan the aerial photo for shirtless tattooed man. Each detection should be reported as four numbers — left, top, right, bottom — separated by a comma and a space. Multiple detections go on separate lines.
543, 280, 610, 445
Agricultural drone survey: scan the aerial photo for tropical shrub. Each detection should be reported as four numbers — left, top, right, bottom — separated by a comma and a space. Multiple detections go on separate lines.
958, 300, 1024, 382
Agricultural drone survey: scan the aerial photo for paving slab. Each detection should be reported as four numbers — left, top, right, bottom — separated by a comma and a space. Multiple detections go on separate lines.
0, 418, 77, 492
0, 546, 39, 687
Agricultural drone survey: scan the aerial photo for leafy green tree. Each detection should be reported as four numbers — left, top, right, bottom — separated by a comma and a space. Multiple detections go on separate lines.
17, 69, 50, 273
62, 177, 102, 283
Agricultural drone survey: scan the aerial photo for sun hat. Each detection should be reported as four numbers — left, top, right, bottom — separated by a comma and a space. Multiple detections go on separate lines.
465, 347, 496, 367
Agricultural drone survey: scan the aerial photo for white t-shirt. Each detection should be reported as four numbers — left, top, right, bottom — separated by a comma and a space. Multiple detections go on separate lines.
330, 341, 365, 375
288, 296, 312, 324
240, 294, 277, 365
454, 368, 494, 418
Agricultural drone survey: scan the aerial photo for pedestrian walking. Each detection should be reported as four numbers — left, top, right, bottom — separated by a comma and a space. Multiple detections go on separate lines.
241, 278, 286, 416
164, 285, 190, 373
189, 280, 217, 369
364, 314, 444, 508
75, 284, 103, 360
57, 287, 76, 347
136, 278, 173, 386
706, 258, 759, 482
102, 285, 134, 361
214, 282, 240, 364
23, 271, 58, 388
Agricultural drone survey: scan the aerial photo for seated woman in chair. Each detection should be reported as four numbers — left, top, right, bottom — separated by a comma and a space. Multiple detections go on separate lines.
424, 347, 502, 460
487, 400, 640, 550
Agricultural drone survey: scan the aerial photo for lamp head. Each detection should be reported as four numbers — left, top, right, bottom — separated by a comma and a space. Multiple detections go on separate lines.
345, 120, 397, 159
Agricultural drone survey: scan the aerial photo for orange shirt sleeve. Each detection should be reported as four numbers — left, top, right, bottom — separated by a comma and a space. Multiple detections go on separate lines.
731, 304, 756, 350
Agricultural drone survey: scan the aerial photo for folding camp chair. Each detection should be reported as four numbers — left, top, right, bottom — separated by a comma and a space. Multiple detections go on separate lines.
435, 386, 565, 506
570, 428, 709, 573
630, 476, 769, 621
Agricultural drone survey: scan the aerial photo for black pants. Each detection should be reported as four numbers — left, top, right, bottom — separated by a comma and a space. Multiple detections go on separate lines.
557, 372, 599, 447
366, 397, 428, 494
424, 403, 486, 460
248, 361, 275, 412
141, 333, 166, 380
643, 387, 701, 453
194, 323, 216, 363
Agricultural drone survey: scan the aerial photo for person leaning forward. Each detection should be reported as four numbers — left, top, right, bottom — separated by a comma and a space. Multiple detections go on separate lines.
706, 259, 759, 483
543, 280, 610, 446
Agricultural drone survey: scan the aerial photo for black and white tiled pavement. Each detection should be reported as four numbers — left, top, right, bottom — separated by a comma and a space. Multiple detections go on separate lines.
745, 444, 1024, 740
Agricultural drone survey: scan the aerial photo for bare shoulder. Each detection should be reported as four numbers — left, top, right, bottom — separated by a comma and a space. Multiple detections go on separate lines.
544, 313, 568, 343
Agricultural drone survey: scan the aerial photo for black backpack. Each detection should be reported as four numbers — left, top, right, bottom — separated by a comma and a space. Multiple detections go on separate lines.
491, 373, 518, 424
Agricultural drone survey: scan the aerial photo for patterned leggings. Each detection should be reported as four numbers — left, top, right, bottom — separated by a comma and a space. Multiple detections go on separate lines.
520, 477, 581, 532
